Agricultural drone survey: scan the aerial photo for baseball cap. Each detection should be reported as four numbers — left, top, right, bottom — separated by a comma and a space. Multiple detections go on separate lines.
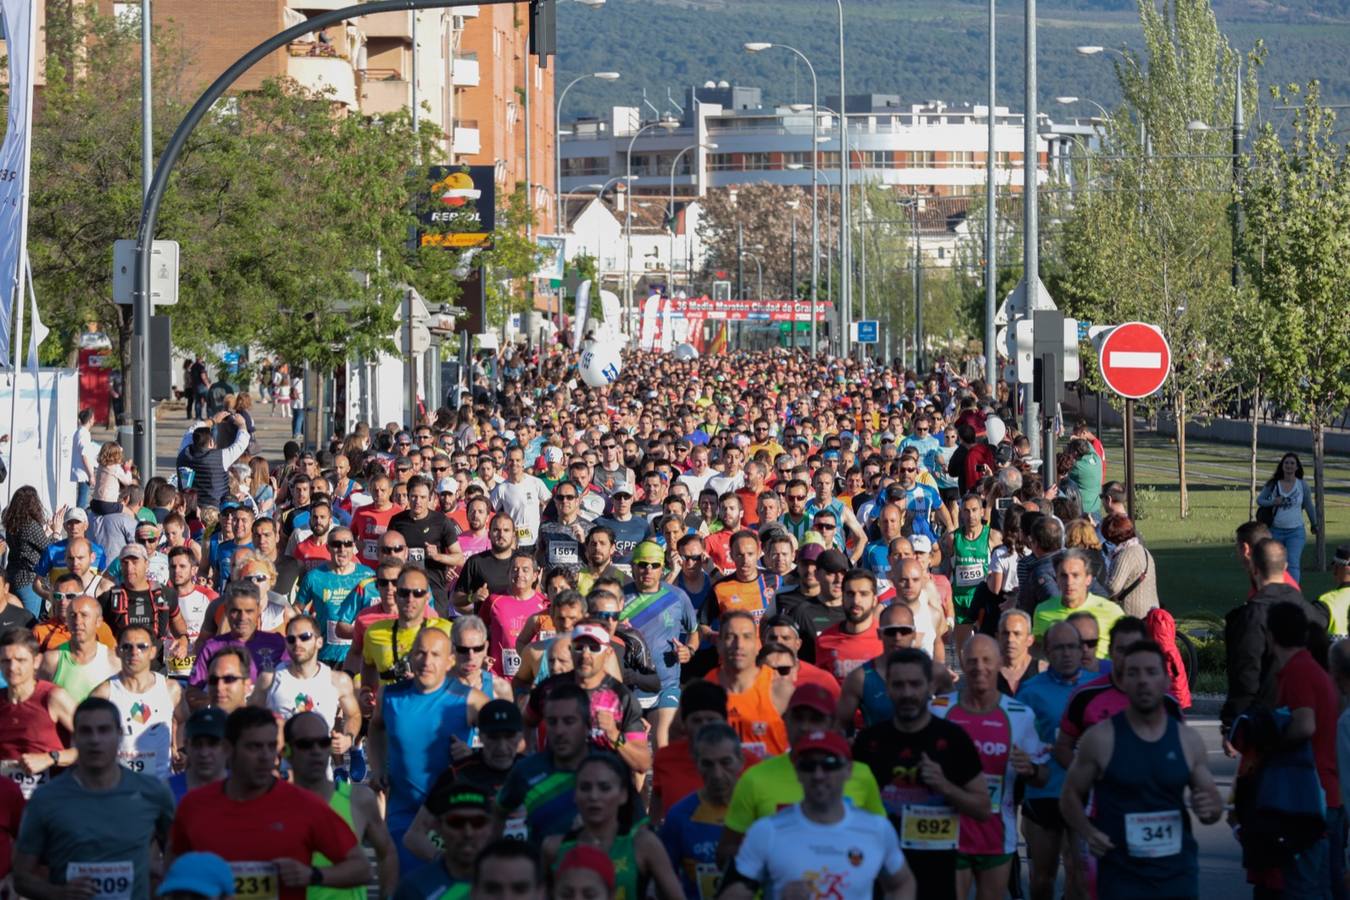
787, 684, 835, 717
611, 484, 634, 498
556, 845, 616, 892
395, 431, 413, 443
426, 779, 490, 817
1334, 544, 1350, 567
797, 543, 825, 564
909, 535, 934, 554
631, 541, 664, 565
572, 623, 611, 646
64, 507, 88, 525
544, 446, 564, 464
120, 543, 148, 561
791, 729, 852, 761
880, 432, 897, 443
157, 852, 235, 898
185, 707, 228, 740
816, 548, 850, 574
478, 699, 524, 734
436, 477, 457, 495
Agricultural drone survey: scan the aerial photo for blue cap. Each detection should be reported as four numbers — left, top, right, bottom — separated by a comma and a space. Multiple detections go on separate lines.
157, 852, 235, 898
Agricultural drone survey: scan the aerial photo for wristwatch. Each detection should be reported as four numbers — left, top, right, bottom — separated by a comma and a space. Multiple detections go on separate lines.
48, 750, 61, 767
309, 867, 324, 887
611, 732, 627, 748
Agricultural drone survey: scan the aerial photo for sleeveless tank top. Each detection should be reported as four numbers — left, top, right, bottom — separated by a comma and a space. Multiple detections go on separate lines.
556, 828, 642, 900
0, 681, 64, 798
310, 781, 365, 900
465, 670, 496, 747
720, 666, 788, 758
52, 646, 117, 704
108, 673, 175, 779
266, 665, 341, 727
382, 678, 472, 822
1092, 713, 1197, 900
859, 660, 893, 727
952, 526, 992, 608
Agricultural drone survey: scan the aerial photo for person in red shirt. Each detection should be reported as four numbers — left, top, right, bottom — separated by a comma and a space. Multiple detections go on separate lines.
735, 463, 769, 528
169, 706, 370, 899
1271, 601, 1342, 892
704, 496, 747, 576
291, 498, 335, 573
651, 681, 760, 818
814, 569, 884, 683
350, 474, 404, 569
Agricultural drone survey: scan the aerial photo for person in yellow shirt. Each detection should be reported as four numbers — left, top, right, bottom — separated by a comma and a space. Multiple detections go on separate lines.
360, 566, 452, 692
1321, 544, 1350, 635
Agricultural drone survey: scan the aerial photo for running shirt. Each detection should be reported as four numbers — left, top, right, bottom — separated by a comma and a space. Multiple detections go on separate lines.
362, 619, 453, 686
895, 484, 943, 541
479, 591, 548, 677
733, 805, 906, 900
1059, 675, 1184, 747
858, 660, 894, 727
350, 504, 404, 568
535, 520, 590, 570
495, 752, 578, 845
490, 477, 549, 547
1031, 595, 1123, 658
1016, 667, 1094, 800
853, 717, 983, 900
815, 619, 882, 683
166, 586, 214, 679
674, 572, 715, 616
950, 527, 991, 615
107, 674, 176, 780
311, 781, 365, 900
51, 647, 117, 704
708, 667, 788, 758
706, 576, 776, 630
620, 583, 698, 691
595, 516, 648, 571
930, 692, 1049, 855
389, 511, 459, 595
724, 752, 885, 835
264, 665, 341, 726
660, 792, 728, 900
296, 564, 374, 664
394, 860, 469, 900
381, 678, 473, 825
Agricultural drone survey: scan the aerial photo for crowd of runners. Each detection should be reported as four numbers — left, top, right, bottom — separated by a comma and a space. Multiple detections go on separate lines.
0, 344, 1345, 900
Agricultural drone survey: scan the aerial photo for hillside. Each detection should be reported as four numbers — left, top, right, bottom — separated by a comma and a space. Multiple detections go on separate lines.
556, 0, 1350, 124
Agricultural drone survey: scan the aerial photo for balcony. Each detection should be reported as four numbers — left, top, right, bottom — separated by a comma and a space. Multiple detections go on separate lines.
454, 4, 480, 18
360, 10, 412, 39
288, 53, 358, 108
454, 124, 481, 155
451, 55, 479, 87
360, 71, 410, 115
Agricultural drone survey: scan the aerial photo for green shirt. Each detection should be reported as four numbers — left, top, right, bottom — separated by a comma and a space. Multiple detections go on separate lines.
724, 750, 885, 834
1031, 594, 1123, 659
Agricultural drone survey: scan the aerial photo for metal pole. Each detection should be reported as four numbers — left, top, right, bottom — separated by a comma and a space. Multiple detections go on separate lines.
1021, 0, 1040, 456
1231, 56, 1243, 290
911, 203, 920, 370
825, 183, 832, 322
736, 223, 744, 300
624, 120, 669, 337
984, 0, 997, 387
836, 0, 851, 357
858, 216, 866, 341
790, 214, 798, 303
134, 0, 154, 475
1124, 397, 1136, 519
407, 9, 419, 428
915, 223, 924, 372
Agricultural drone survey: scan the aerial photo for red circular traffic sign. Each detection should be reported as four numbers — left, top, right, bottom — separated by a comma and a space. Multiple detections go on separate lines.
1099, 322, 1171, 399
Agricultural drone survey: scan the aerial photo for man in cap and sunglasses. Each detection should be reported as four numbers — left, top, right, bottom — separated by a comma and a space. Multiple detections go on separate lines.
394, 779, 496, 900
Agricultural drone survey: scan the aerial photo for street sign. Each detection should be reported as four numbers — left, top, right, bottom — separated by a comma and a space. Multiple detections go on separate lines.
853, 319, 879, 344
113, 240, 179, 306
1010, 316, 1079, 383
1098, 321, 1171, 399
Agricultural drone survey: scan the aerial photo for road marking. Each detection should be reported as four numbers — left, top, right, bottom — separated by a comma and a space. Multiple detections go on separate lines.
1108, 351, 1163, 368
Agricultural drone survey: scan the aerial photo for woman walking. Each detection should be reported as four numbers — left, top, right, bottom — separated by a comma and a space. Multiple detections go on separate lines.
1257, 452, 1318, 583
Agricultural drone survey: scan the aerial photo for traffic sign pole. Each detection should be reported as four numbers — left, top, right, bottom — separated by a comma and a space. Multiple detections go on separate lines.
1097, 322, 1172, 522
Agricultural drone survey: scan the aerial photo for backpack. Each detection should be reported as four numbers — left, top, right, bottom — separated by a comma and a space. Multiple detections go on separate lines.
109, 587, 173, 641
1144, 607, 1192, 710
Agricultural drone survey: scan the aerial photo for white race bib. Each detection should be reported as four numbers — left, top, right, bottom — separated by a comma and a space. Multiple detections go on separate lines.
326, 618, 351, 648
501, 648, 522, 677
407, 547, 426, 563
985, 774, 1004, 812
900, 803, 960, 851
362, 539, 379, 561
954, 563, 985, 585
0, 762, 49, 799
1124, 810, 1183, 858
67, 861, 134, 900
229, 862, 280, 900
548, 542, 578, 565
117, 750, 158, 777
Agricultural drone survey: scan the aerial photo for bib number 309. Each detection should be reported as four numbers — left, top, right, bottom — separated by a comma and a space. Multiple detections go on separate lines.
1124, 810, 1183, 858
67, 861, 134, 900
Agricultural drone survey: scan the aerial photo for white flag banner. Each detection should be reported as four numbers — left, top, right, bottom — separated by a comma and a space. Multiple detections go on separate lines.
25, 256, 45, 447
0, 0, 39, 370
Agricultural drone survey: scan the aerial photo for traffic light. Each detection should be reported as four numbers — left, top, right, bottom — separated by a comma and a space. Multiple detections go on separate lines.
529, 0, 556, 65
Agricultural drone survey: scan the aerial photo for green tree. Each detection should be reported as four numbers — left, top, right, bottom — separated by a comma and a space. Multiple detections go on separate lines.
479, 186, 542, 330
1238, 82, 1350, 570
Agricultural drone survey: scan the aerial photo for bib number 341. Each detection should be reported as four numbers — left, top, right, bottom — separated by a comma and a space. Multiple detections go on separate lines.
1124, 810, 1183, 858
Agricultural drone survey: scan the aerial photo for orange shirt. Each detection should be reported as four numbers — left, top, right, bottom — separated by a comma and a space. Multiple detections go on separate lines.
711, 576, 775, 626
34, 621, 116, 652
735, 488, 763, 526
707, 666, 788, 758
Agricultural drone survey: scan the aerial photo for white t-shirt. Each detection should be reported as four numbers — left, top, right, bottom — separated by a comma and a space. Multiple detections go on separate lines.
735, 804, 905, 900
490, 475, 548, 546
71, 425, 96, 484
991, 544, 1026, 596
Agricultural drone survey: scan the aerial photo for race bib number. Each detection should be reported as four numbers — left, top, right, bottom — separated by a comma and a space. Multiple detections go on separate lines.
503, 809, 528, 841
408, 547, 426, 563
1124, 810, 1183, 858
229, 862, 280, 900
954, 563, 985, 586
326, 619, 351, 648
900, 804, 960, 850
362, 539, 379, 560
501, 648, 522, 677
0, 762, 49, 799
165, 653, 195, 676
695, 863, 721, 900
516, 526, 533, 544
117, 750, 158, 777
68, 861, 134, 900
985, 774, 1003, 811
548, 542, 578, 565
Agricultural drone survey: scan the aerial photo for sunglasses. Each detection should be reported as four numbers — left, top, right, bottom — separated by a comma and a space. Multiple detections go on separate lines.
899, 466, 917, 474
207, 675, 245, 686
815, 523, 837, 530
286, 632, 316, 644
796, 755, 847, 773
634, 561, 662, 570
443, 814, 491, 830
376, 577, 400, 587
455, 644, 486, 654
572, 639, 606, 654
1080, 638, 1100, 648
788, 493, 807, 501
433, 466, 450, 473
119, 642, 152, 653
328, 540, 356, 549
290, 737, 329, 752
397, 587, 430, 599
382, 544, 407, 553
52, 591, 82, 602
682, 555, 705, 565
137, 538, 157, 546
880, 625, 916, 637
245, 573, 270, 584
593, 611, 621, 622
768, 664, 794, 676
555, 494, 578, 501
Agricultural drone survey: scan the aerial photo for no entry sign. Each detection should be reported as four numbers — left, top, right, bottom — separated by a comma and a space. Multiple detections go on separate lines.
1098, 322, 1171, 399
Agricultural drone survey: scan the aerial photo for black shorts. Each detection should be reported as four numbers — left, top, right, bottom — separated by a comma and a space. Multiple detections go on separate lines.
1021, 798, 1066, 832
939, 487, 959, 505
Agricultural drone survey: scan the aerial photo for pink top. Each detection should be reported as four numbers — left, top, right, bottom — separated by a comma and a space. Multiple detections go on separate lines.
479, 590, 547, 677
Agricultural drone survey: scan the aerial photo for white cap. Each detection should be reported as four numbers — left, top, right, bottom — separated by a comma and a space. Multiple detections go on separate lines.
436, 477, 458, 495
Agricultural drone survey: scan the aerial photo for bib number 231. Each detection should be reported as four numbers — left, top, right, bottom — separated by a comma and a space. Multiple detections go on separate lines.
230, 862, 280, 900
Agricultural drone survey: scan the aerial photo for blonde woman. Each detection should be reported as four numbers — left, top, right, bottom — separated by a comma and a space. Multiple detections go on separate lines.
249, 457, 276, 517
91, 442, 135, 516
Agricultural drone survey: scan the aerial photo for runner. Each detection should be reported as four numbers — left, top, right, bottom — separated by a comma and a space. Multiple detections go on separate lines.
393, 780, 495, 900
706, 612, 791, 758
12, 697, 174, 900
997, 608, 1045, 695
190, 582, 288, 702
621, 541, 699, 745
660, 722, 743, 900
89, 624, 182, 780
706, 533, 777, 634
1060, 641, 1224, 900
295, 527, 373, 667
169, 706, 371, 898
360, 567, 453, 690
287, 711, 398, 900
1030, 548, 1122, 657
453, 514, 518, 613
38, 596, 118, 704
535, 480, 592, 573
941, 493, 998, 646
164, 546, 214, 680
167, 707, 229, 804
0, 629, 75, 800
450, 616, 514, 703
929, 634, 1049, 900
836, 602, 923, 730
814, 568, 884, 683
853, 647, 989, 900
721, 729, 915, 900
479, 554, 548, 678
494, 682, 590, 844
351, 474, 403, 569
251, 616, 361, 754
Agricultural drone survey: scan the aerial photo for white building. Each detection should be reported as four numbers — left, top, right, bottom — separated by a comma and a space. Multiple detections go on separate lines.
561, 193, 708, 296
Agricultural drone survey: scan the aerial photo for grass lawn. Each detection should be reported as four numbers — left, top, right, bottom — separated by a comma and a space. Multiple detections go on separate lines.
1089, 428, 1350, 626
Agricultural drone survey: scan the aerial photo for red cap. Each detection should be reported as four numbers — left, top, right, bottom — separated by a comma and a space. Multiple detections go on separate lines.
556, 845, 616, 891
787, 683, 835, 717
791, 729, 852, 761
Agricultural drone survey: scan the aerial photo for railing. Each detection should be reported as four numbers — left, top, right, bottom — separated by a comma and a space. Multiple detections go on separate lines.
359, 67, 403, 81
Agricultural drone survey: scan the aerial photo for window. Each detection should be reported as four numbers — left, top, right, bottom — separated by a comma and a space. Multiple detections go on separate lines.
949, 151, 976, 168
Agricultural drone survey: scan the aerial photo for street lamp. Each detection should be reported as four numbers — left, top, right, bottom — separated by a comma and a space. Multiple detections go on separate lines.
624, 115, 680, 336
555, 71, 621, 239
743, 39, 820, 353
1055, 95, 1112, 122
744, 251, 765, 300
836, 0, 851, 358
668, 142, 716, 293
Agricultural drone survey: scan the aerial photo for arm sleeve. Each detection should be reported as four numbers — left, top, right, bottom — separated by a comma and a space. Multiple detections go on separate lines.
221, 424, 251, 469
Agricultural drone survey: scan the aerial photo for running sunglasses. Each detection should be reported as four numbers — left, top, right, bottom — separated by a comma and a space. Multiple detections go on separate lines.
796, 755, 847, 773
290, 737, 329, 752
880, 625, 916, 637
396, 587, 430, 598
286, 632, 317, 644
